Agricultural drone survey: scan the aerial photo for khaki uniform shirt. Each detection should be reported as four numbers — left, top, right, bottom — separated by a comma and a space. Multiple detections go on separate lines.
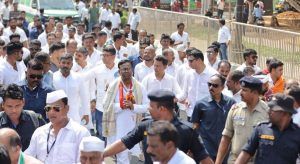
222, 100, 269, 163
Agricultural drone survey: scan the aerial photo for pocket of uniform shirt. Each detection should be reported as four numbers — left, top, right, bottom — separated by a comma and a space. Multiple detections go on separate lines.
56, 143, 76, 162
258, 139, 273, 157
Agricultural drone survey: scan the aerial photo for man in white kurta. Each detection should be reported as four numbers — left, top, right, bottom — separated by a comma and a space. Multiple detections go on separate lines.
53, 54, 90, 124
142, 55, 182, 98
25, 90, 90, 164
134, 46, 155, 82
83, 34, 102, 66
102, 59, 148, 164
85, 45, 119, 139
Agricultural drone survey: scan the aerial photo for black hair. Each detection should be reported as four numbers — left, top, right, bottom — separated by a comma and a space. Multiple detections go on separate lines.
0, 39, 5, 46
9, 33, 20, 40
212, 74, 226, 86
118, 59, 132, 69
29, 39, 41, 47
155, 55, 168, 66
27, 59, 43, 70
218, 60, 231, 70
229, 70, 244, 82
208, 45, 219, 53
2, 84, 23, 101
113, 32, 124, 42
243, 49, 257, 60
219, 19, 225, 25
34, 52, 50, 63
186, 47, 204, 61
177, 22, 185, 28
59, 53, 73, 61
288, 86, 300, 105
268, 59, 284, 73
49, 42, 65, 54
98, 31, 108, 37
6, 42, 23, 55
0, 144, 11, 164
103, 45, 116, 55
105, 21, 112, 28
148, 121, 179, 147
160, 34, 171, 41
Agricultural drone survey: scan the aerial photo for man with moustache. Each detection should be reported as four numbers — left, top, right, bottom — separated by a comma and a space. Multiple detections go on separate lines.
25, 90, 90, 163
215, 76, 269, 164
146, 121, 195, 164
0, 41, 26, 85
102, 59, 149, 164
192, 74, 236, 162
82, 34, 101, 66
19, 59, 53, 121
102, 90, 213, 164
4, 17, 28, 47
134, 45, 155, 82
53, 53, 90, 125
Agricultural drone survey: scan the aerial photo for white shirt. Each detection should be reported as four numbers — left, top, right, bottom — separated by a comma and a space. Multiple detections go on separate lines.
63, 25, 75, 35
53, 71, 90, 123
236, 63, 262, 74
167, 149, 196, 164
217, 0, 225, 10
175, 63, 191, 88
99, 8, 111, 22
232, 90, 242, 103
4, 27, 28, 43
170, 31, 190, 46
0, 60, 26, 85
22, 47, 30, 60
41, 44, 49, 54
108, 12, 121, 29
155, 47, 180, 65
79, 7, 89, 22
134, 62, 154, 82
74, 1, 85, 11
38, 31, 47, 47
114, 44, 128, 60
293, 107, 300, 127
101, 27, 111, 39
204, 55, 220, 70
87, 48, 102, 66
24, 119, 91, 164
166, 63, 179, 77
179, 66, 218, 117
74, 33, 83, 46
0, 5, 10, 20
85, 63, 119, 112
142, 73, 182, 98
128, 12, 141, 30
218, 25, 231, 44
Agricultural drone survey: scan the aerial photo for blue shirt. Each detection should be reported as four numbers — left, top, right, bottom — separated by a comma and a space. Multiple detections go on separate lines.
29, 27, 44, 40
253, 7, 263, 18
243, 121, 300, 164
19, 80, 53, 121
128, 54, 142, 71
191, 94, 236, 158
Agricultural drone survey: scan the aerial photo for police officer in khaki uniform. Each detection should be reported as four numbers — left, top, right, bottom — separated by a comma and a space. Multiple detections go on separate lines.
215, 76, 269, 164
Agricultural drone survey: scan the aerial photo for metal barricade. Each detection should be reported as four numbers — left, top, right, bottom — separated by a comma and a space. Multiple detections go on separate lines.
137, 7, 300, 81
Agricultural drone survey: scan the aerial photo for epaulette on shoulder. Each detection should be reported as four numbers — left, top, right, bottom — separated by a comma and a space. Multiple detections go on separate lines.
256, 121, 270, 126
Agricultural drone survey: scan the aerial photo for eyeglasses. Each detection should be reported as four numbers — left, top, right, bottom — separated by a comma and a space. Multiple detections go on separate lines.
29, 74, 43, 79
44, 106, 61, 112
29, 47, 41, 51
208, 82, 219, 88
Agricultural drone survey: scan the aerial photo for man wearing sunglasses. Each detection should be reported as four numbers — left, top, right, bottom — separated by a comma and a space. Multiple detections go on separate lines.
25, 90, 91, 163
191, 74, 236, 162
216, 76, 269, 164
0, 84, 46, 151
236, 49, 261, 74
19, 59, 53, 121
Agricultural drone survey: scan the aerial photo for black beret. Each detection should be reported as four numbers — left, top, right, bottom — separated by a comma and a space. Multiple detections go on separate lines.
147, 89, 175, 102
268, 94, 296, 114
240, 76, 262, 89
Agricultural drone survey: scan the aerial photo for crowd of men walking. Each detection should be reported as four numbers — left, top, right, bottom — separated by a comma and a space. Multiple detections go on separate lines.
0, 0, 299, 164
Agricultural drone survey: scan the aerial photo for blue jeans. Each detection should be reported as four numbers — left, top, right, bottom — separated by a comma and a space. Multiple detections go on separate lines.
220, 43, 228, 60
95, 110, 105, 140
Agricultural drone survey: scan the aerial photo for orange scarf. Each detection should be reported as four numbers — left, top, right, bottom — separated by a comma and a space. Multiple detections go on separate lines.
271, 76, 284, 94
119, 82, 134, 109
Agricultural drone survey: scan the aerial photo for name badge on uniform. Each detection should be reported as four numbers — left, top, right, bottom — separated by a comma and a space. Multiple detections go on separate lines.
260, 134, 275, 140
144, 131, 147, 136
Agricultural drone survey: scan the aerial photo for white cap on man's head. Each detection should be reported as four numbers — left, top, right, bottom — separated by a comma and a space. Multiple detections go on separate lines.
46, 90, 67, 104
80, 136, 105, 152
253, 75, 269, 84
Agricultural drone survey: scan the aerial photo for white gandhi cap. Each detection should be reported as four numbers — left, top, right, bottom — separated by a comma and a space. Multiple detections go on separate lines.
79, 136, 105, 152
46, 90, 67, 104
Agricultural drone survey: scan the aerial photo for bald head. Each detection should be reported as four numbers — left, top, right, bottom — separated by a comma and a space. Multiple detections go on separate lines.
0, 128, 21, 149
